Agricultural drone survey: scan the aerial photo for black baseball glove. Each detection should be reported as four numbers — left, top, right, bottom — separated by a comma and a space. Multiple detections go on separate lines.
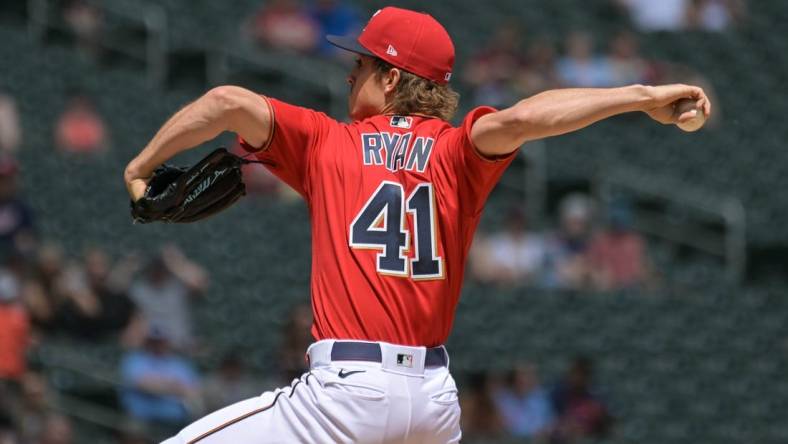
130, 148, 267, 223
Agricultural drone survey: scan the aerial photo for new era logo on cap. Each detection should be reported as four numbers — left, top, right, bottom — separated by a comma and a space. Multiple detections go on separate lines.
386, 44, 398, 57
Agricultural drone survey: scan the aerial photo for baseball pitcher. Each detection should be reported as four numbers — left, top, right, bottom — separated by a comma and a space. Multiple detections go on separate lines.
124, 6, 711, 443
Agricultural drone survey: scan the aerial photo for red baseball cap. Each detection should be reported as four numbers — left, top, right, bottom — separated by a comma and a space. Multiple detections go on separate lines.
327, 7, 455, 84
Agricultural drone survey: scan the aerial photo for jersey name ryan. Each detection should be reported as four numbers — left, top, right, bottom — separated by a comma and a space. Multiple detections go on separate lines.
360, 132, 435, 173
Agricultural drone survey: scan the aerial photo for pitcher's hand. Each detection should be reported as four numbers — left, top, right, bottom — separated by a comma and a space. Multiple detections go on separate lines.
643, 84, 711, 125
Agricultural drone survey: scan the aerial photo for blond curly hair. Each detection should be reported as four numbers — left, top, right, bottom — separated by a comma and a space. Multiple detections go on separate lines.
374, 59, 460, 121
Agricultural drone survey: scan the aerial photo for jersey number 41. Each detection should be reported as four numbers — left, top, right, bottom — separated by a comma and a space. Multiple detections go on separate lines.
349, 181, 443, 280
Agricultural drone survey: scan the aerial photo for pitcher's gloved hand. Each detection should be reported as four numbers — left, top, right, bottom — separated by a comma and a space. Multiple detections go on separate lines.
130, 148, 264, 223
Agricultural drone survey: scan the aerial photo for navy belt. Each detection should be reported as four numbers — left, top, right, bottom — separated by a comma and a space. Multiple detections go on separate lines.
330, 341, 448, 367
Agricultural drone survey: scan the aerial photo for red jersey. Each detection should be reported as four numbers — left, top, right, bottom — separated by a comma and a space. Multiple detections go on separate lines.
242, 98, 515, 346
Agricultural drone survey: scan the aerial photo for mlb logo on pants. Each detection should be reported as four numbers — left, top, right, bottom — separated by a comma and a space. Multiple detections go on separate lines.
396, 353, 414, 368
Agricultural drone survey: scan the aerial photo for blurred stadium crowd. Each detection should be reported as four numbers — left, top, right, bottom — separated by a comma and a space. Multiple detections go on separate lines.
2, 0, 787, 444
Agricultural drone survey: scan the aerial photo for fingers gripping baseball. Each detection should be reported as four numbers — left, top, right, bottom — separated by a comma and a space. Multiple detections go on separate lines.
644, 84, 711, 127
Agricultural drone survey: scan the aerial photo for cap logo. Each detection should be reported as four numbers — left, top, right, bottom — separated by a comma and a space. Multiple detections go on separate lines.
444, 72, 452, 81
386, 44, 398, 57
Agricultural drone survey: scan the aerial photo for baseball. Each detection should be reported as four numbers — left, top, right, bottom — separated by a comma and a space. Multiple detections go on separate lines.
674, 98, 706, 132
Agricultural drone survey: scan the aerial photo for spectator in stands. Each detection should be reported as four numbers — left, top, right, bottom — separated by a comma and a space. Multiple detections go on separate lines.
588, 200, 654, 291
463, 22, 525, 108
606, 31, 652, 86
128, 245, 208, 351
22, 243, 65, 332
615, 0, 689, 31
0, 93, 21, 154
87, 250, 142, 336
686, 0, 746, 31
493, 363, 554, 440
550, 357, 613, 443
542, 194, 595, 290
51, 248, 141, 340
557, 32, 614, 88
278, 304, 313, 383
0, 270, 29, 383
514, 38, 560, 96
310, 0, 362, 58
50, 259, 101, 336
120, 327, 201, 430
62, 0, 103, 60
248, 0, 320, 53
470, 208, 545, 287
54, 91, 107, 155
35, 414, 73, 444
201, 352, 261, 414
459, 372, 504, 439
0, 158, 35, 259
31, 244, 63, 296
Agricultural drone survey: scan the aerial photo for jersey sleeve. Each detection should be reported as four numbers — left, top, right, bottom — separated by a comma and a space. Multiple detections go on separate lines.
434, 106, 518, 217
239, 97, 337, 199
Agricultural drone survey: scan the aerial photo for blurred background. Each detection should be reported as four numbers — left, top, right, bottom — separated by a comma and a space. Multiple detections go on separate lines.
0, 0, 786, 443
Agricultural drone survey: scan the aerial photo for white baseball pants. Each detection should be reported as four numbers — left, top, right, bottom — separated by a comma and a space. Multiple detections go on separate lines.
162, 340, 462, 443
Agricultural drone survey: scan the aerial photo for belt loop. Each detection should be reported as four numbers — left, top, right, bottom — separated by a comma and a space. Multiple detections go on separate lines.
306, 340, 335, 368
379, 342, 427, 376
